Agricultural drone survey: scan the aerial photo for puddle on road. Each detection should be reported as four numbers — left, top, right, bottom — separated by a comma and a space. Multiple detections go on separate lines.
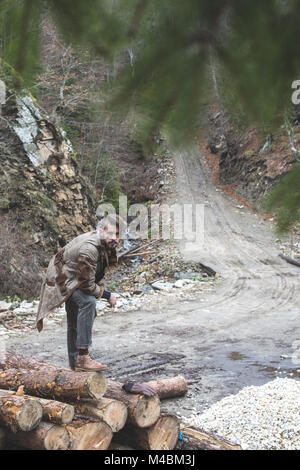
228, 351, 248, 361
226, 350, 300, 380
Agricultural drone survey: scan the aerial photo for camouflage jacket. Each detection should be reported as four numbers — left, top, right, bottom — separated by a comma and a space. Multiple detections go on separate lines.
36, 230, 118, 332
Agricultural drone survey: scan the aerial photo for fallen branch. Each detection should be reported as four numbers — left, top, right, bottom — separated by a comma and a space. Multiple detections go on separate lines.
122, 250, 157, 258
176, 426, 242, 450
279, 253, 300, 268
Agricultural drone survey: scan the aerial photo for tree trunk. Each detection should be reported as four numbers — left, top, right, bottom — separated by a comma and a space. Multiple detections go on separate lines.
116, 413, 180, 450
0, 351, 62, 372
0, 389, 74, 425
143, 375, 188, 399
73, 398, 127, 432
64, 416, 113, 450
176, 427, 242, 450
4, 422, 70, 450
0, 368, 106, 400
0, 392, 43, 432
105, 380, 160, 428
34, 397, 74, 425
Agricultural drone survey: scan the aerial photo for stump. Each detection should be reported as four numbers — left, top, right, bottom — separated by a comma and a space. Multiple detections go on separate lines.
64, 417, 113, 450
105, 380, 161, 428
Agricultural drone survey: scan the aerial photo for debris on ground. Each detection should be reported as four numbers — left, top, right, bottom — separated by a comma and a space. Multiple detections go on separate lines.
182, 377, 300, 450
0, 241, 217, 339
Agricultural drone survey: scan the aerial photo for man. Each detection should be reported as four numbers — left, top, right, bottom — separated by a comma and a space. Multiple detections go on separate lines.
36, 214, 120, 372
36, 214, 156, 396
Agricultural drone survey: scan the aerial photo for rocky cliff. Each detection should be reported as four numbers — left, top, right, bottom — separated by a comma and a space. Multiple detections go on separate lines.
0, 88, 96, 298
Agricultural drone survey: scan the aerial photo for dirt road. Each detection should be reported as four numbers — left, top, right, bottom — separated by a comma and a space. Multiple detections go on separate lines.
6, 147, 300, 417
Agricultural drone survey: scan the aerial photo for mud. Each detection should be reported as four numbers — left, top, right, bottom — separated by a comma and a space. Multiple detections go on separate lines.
5, 147, 300, 418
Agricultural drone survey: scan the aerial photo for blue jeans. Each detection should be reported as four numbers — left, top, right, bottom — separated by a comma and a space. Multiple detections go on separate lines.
65, 289, 96, 368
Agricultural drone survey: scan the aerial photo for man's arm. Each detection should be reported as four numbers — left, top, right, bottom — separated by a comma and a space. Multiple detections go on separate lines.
102, 290, 117, 308
77, 244, 118, 307
77, 243, 103, 297
122, 382, 156, 397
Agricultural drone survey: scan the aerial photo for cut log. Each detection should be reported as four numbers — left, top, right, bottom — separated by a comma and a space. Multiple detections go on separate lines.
73, 398, 127, 432
0, 351, 65, 371
0, 392, 42, 432
5, 422, 70, 450
143, 375, 188, 399
116, 413, 180, 450
176, 427, 242, 450
105, 380, 161, 428
279, 253, 300, 268
0, 368, 106, 400
0, 389, 74, 425
64, 416, 113, 450
34, 397, 74, 425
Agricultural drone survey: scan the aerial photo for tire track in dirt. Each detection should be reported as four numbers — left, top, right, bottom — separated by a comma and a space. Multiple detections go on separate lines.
174, 148, 298, 329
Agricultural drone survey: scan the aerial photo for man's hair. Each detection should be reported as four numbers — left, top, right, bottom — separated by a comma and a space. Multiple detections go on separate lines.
97, 213, 124, 233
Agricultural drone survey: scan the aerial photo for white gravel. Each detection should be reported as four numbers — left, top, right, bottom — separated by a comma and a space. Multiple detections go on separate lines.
185, 378, 300, 450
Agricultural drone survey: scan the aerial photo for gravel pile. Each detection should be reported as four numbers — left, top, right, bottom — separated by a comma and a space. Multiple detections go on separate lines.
184, 378, 300, 450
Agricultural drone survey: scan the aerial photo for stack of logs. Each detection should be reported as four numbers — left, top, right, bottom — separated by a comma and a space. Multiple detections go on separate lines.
0, 352, 241, 450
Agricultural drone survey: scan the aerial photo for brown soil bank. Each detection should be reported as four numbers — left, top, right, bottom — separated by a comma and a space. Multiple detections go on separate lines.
201, 109, 299, 210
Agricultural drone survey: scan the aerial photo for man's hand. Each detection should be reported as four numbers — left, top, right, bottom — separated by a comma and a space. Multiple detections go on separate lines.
123, 382, 156, 397
108, 293, 117, 308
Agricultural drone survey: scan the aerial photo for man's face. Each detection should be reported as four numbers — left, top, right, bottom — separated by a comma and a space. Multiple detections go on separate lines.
102, 223, 120, 249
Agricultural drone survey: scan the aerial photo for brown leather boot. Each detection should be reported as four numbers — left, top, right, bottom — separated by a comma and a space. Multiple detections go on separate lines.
74, 354, 108, 372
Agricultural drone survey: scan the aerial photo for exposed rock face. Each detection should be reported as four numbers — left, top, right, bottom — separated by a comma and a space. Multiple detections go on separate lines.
0, 89, 96, 298
204, 111, 297, 206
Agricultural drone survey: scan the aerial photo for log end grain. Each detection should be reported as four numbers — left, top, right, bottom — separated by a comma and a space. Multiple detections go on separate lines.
134, 394, 161, 428
60, 404, 75, 425
103, 400, 128, 433
16, 399, 43, 432
87, 372, 107, 399
66, 420, 113, 450
148, 415, 180, 450
44, 425, 70, 450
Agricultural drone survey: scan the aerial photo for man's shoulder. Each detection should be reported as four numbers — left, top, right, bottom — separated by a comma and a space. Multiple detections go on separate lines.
67, 230, 100, 248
